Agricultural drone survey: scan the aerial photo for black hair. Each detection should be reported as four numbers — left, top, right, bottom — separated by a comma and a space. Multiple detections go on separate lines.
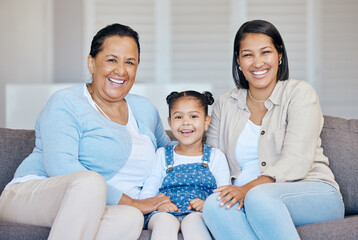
166, 90, 214, 117
232, 20, 289, 89
89, 23, 140, 63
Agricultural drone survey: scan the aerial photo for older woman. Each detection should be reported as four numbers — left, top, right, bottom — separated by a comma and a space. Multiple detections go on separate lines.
202, 20, 344, 240
0, 23, 170, 239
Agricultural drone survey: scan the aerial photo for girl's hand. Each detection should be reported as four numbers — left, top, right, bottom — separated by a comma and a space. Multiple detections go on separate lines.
158, 202, 180, 212
214, 185, 248, 210
188, 198, 204, 211
118, 193, 170, 214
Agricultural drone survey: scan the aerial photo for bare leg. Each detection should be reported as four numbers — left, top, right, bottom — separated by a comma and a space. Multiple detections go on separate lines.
148, 212, 180, 240
181, 212, 212, 240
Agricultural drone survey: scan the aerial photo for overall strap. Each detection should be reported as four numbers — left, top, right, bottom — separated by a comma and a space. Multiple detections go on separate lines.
164, 145, 175, 172
202, 144, 212, 168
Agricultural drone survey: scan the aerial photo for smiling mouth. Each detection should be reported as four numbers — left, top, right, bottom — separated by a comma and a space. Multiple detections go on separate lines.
252, 70, 268, 75
180, 130, 194, 134
108, 78, 125, 84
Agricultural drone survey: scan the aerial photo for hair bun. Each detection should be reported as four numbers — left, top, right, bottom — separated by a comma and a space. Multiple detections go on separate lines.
202, 91, 214, 105
166, 91, 180, 105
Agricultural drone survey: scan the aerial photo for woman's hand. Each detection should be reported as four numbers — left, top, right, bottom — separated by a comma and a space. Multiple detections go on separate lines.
118, 193, 171, 214
214, 176, 275, 210
188, 198, 204, 212
158, 202, 180, 212
214, 185, 248, 210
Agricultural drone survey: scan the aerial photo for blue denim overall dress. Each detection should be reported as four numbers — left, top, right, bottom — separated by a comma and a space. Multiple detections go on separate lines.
145, 144, 217, 226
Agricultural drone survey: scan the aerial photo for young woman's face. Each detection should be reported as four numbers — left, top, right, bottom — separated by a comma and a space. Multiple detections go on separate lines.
87, 36, 139, 102
168, 97, 211, 147
237, 33, 282, 92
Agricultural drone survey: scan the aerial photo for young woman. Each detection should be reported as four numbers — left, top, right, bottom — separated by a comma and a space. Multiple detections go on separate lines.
203, 20, 344, 240
140, 91, 230, 240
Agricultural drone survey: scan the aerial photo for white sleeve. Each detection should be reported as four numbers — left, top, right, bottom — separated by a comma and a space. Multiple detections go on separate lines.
139, 148, 166, 199
209, 148, 231, 187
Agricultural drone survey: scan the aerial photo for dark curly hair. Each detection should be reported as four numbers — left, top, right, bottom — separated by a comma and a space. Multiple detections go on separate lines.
166, 90, 214, 117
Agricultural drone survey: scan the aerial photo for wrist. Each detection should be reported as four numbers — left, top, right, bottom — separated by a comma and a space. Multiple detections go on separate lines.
118, 193, 135, 206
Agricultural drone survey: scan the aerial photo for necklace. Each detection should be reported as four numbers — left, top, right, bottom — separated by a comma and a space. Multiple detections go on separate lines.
248, 90, 267, 103
93, 101, 111, 120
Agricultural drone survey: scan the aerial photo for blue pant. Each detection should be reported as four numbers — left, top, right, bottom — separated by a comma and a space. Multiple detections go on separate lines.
203, 181, 344, 240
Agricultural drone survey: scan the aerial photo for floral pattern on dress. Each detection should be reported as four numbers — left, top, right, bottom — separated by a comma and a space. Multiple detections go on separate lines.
144, 144, 217, 227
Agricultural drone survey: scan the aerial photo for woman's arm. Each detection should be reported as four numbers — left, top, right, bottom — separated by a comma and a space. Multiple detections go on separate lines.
40, 92, 87, 176
214, 176, 274, 210
262, 82, 324, 182
118, 193, 170, 214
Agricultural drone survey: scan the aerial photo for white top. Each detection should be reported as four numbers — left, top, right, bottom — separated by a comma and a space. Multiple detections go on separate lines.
139, 146, 230, 199
233, 120, 261, 186
101, 102, 156, 200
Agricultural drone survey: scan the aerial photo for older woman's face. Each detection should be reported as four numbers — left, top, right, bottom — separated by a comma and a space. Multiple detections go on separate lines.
88, 36, 139, 102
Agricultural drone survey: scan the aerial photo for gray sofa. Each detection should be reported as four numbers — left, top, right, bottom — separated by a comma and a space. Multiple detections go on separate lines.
0, 115, 357, 240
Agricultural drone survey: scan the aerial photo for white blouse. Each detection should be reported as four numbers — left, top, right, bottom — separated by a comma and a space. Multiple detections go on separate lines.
234, 120, 261, 186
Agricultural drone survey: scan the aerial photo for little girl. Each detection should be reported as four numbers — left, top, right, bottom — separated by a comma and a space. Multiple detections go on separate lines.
140, 90, 230, 240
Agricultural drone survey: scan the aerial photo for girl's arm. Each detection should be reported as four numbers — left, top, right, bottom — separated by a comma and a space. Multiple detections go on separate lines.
135, 148, 171, 213
139, 148, 166, 199
209, 149, 231, 187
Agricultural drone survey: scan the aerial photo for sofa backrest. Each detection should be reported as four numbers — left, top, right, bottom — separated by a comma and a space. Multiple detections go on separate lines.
0, 128, 35, 192
0, 115, 357, 215
320, 116, 358, 216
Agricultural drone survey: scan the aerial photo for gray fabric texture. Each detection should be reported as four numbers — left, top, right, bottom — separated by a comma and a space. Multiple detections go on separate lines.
0, 115, 357, 239
0, 128, 35, 192
0, 222, 50, 240
138, 230, 184, 240
320, 116, 358, 215
297, 215, 358, 240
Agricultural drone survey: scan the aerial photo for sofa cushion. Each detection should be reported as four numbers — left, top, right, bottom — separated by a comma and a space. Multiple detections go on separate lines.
297, 215, 358, 240
320, 116, 358, 216
0, 222, 50, 240
0, 128, 35, 192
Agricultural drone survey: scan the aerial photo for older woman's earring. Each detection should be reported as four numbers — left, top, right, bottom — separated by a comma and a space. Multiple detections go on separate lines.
239, 66, 242, 71
279, 59, 282, 65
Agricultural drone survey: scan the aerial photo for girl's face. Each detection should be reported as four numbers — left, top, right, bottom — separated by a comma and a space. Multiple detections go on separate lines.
87, 36, 139, 103
237, 33, 282, 92
168, 97, 211, 148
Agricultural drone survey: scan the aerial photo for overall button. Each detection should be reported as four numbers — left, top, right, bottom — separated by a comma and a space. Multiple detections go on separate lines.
261, 130, 265, 135
261, 162, 266, 166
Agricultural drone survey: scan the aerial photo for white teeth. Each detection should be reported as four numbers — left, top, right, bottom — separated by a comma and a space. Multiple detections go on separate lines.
181, 130, 193, 133
253, 70, 268, 75
109, 78, 124, 84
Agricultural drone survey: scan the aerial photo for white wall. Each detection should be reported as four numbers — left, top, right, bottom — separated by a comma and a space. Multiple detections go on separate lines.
1, 0, 358, 129
5, 83, 212, 130
0, 0, 53, 127
53, 0, 84, 83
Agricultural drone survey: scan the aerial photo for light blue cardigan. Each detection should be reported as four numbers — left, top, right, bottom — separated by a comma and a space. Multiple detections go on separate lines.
14, 84, 171, 205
